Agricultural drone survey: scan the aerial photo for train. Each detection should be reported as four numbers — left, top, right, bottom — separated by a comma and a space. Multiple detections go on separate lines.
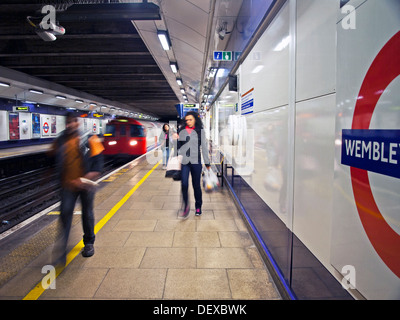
0, 107, 163, 159
102, 117, 162, 158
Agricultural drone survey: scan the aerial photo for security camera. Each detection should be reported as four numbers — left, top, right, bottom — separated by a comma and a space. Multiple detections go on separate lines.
28, 15, 65, 41
217, 21, 231, 41
36, 20, 65, 41
35, 29, 57, 41
218, 29, 226, 41
39, 21, 65, 36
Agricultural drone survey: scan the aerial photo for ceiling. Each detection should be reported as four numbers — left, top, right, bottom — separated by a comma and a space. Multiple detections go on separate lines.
0, 0, 244, 121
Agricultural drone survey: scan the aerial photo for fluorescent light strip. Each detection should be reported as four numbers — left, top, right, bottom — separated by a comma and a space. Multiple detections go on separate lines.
29, 89, 43, 94
157, 30, 171, 51
170, 62, 178, 73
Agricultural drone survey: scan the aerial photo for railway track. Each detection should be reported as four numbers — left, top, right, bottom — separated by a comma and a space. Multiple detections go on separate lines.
0, 157, 122, 233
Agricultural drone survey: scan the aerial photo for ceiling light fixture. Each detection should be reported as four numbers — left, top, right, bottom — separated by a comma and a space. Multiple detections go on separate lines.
0, 82, 10, 87
176, 78, 183, 86
157, 30, 171, 51
170, 62, 178, 73
208, 67, 217, 78
29, 89, 43, 94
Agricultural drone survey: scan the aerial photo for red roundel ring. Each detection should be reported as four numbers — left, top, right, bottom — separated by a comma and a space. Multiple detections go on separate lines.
350, 31, 400, 278
43, 122, 49, 133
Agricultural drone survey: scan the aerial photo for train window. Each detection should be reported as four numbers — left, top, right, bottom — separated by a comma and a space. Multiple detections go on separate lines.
130, 124, 145, 137
105, 125, 116, 136
120, 125, 126, 136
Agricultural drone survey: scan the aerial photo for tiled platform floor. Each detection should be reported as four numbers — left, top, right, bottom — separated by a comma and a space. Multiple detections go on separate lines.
0, 155, 281, 300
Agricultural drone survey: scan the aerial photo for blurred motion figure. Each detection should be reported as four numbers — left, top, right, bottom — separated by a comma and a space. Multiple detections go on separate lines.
50, 112, 104, 265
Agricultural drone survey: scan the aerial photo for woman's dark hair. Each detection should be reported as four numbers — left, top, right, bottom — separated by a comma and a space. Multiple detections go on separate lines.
184, 111, 204, 129
162, 123, 169, 133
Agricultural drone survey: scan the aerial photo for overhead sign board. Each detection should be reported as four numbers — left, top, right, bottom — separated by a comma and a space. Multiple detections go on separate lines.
13, 106, 29, 112
213, 51, 232, 61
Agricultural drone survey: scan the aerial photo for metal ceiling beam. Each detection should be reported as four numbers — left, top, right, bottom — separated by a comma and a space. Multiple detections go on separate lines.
58, 3, 161, 22
0, 2, 181, 119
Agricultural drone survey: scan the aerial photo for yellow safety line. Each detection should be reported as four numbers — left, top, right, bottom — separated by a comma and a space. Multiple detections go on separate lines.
23, 160, 161, 300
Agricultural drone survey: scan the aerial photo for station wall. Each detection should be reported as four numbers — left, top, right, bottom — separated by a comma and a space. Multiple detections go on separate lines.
211, 0, 400, 299
0, 99, 109, 148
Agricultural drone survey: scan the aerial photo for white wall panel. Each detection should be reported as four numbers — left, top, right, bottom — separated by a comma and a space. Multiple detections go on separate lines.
0, 111, 8, 141
293, 94, 336, 266
238, 107, 289, 225
56, 115, 65, 136
296, 0, 337, 101
239, 2, 289, 113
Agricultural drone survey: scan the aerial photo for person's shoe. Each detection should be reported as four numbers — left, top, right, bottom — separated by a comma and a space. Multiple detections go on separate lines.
82, 244, 94, 257
178, 203, 190, 219
195, 208, 202, 216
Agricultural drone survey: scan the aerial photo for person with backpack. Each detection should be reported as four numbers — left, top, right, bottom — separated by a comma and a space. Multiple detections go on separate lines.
50, 112, 104, 265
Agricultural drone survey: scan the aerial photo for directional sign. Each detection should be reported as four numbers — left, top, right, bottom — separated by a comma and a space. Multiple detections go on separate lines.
213, 51, 232, 61
233, 51, 242, 61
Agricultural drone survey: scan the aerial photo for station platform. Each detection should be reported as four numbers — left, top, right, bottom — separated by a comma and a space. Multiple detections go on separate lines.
0, 143, 52, 160
0, 150, 281, 300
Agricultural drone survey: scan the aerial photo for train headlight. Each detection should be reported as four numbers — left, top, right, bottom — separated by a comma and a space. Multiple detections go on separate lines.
108, 141, 117, 146
130, 140, 138, 146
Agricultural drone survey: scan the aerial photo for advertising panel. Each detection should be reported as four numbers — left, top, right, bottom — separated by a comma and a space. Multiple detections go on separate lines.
332, 0, 400, 299
19, 112, 31, 140
50, 115, 57, 136
41, 114, 51, 137
8, 112, 19, 140
32, 113, 41, 138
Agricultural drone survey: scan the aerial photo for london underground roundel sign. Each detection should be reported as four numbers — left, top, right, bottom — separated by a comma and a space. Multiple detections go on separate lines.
43, 122, 49, 134
347, 31, 400, 278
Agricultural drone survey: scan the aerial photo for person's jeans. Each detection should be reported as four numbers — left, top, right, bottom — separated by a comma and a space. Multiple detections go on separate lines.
162, 147, 170, 166
55, 188, 95, 262
181, 163, 202, 209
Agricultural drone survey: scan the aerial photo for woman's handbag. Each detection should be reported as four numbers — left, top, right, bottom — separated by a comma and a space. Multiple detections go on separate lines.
165, 155, 182, 179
